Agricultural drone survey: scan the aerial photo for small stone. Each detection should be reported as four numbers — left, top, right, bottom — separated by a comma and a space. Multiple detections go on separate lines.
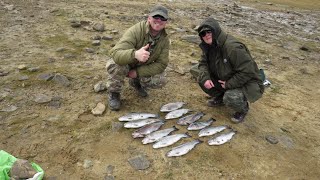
0, 71, 9, 76
0, 105, 18, 112
94, 81, 107, 92
28, 67, 40, 72
128, 155, 150, 170
52, 74, 70, 87
85, 48, 95, 53
92, 102, 106, 115
102, 35, 113, 40
34, 94, 51, 104
18, 75, 29, 81
111, 30, 118, 34
56, 47, 65, 52
38, 73, 54, 81
18, 65, 27, 70
106, 165, 114, 175
266, 135, 278, 144
93, 23, 105, 32
92, 40, 101, 46
83, 160, 93, 169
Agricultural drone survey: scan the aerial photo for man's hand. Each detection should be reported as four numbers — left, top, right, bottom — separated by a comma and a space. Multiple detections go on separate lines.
127, 69, 137, 78
135, 44, 150, 63
218, 80, 226, 89
204, 80, 215, 89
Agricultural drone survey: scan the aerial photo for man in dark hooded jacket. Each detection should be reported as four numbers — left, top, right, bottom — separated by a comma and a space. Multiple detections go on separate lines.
190, 17, 264, 123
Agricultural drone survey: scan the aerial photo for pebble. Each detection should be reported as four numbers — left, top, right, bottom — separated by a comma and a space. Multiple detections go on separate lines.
265, 135, 279, 144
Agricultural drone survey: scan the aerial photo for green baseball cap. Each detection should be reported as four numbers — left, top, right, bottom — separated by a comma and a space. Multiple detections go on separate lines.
149, 5, 169, 19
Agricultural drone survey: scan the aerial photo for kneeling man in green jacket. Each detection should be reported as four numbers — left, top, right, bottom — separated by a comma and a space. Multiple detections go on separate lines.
106, 5, 170, 111
190, 18, 264, 123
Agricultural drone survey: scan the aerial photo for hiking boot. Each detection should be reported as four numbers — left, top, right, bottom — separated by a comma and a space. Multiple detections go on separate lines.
207, 96, 224, 107
108, 92, 121, 111
129, 78, 148, 97
231, 111, 247, 123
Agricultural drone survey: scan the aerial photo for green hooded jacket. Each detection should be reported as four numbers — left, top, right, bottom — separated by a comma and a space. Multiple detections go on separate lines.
197, 18, 264, 102
109, 21, 170, 77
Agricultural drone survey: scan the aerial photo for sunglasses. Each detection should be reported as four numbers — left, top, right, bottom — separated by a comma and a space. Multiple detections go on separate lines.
199, 30, 212, 37
152, 15, 167, 22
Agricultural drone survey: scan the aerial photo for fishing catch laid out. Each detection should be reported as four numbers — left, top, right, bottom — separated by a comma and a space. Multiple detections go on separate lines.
118, 101, 237, 157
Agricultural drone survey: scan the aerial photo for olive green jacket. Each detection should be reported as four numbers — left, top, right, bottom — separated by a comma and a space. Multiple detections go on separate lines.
197, 18, 264, 102
109, 21, 170, 77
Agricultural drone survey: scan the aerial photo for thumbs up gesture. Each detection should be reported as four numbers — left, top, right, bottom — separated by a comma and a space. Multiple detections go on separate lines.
135, 44, 150, 63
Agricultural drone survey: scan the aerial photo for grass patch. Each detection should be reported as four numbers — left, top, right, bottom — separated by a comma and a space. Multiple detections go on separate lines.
41, 34, 91, 55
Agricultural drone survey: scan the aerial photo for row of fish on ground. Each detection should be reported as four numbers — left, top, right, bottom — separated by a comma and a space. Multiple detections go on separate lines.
118, 102, 236, 157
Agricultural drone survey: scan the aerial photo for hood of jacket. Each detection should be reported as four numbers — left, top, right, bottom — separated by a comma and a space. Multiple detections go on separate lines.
197, 18, 228, 48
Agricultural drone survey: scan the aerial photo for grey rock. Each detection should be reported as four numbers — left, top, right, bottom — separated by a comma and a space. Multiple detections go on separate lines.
28, 67, 40, 72
52, 74, 70, 87
128, 155, 150, 170
1, 105, 18, 112
34, 94, 51, 104
64, 53, 76, 59
111, 30, 118, 34
93, 23, 105, 32
106, 165, 114, 175
0, 70, 9, 76
48, 100, 61, 108
18, 75, 29, 81
10, 159, 37, 179
92, 40, 101, 46
94, 81, 107, 92
85, 48, 95, 53
102, 35, 113, 40
56, 47, 65, 52
265, 135, 278, 144
38, 73, 54, 81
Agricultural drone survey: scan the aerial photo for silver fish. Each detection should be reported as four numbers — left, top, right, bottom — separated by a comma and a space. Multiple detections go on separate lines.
160, 102, 186, 112
177, 112, 205, 125
187, 118, 216, 130
208, 130, 236, 145
153, 132, 191, 149
132, 121, 164, 138
166, 139, 202, 157
165, 108, 191, 120
142, 126, 179, 144
198, 125, 229, 137
118, 112, 158, 122
124, 118, 162, 128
